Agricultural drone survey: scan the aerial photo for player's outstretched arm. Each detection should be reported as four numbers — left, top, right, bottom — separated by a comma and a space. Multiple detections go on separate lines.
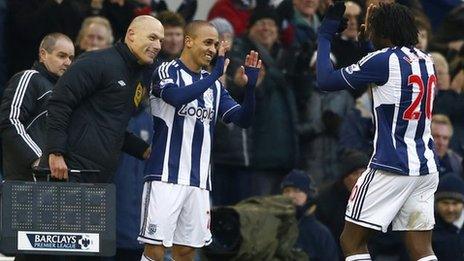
154, 41, 230, 108
316, 1, 352, 91
222, 51, 262, 128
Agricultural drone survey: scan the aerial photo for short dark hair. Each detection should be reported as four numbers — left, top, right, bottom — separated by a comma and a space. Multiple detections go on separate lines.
369, 3, 418, 47
39, 32, 72, 53
157, 11, 186, 28
184, 20, 215, 38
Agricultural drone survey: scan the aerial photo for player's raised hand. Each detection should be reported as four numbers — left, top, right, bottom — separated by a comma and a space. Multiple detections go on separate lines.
318, 1, 347, 41
223, 57, 230, 76
325, 1, 346, 21
212, 41, 231, 77
217, 40, 231, 57
234, 50, 262, 87
359, 4, 376, 41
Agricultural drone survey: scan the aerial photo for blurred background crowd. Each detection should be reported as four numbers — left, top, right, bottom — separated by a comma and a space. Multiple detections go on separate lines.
0, 0, 463, 260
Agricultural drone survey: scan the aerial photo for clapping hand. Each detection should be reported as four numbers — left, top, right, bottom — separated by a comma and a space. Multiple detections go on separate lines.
359, 4, 376, 42
234, 50, 262, 87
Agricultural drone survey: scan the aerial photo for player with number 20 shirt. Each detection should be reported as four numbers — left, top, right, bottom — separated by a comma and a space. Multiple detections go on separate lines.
316, 2, 439, 261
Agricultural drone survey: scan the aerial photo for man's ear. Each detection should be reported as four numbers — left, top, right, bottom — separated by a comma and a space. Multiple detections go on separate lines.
39, 48, 47, 62
126, 28, 135, 43
184, 35, 193, 49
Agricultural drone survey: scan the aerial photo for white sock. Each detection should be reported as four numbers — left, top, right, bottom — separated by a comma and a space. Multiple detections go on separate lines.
141, 254, 155, 261
417, 255, 437, 261
346, 253, 372, 261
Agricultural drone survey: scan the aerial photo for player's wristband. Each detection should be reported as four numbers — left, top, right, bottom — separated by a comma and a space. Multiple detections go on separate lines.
244, 66, 259, 88
212, 56, 225, 77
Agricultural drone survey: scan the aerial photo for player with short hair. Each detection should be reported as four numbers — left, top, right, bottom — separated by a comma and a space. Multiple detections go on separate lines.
138, 20, 261, 261
316, 2, 439, 261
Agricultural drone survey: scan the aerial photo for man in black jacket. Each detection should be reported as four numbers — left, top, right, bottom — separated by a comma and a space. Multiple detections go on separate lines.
0, 32, 74, 181
45, 15, 163, 183
433, 174, 464, 260
281, 170, 339, 260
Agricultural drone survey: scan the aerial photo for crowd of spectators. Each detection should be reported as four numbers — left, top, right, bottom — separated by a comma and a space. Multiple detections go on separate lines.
0, 0, 463, 260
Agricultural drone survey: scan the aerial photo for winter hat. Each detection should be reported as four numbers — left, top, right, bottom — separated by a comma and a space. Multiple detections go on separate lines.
436, 173, 464, 203
248, 7, 280, 28
210, 18, 234, 36
281, 169, 314, 196
339, 150, 369, 179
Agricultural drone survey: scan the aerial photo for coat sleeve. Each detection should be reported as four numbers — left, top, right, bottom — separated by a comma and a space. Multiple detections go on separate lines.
1, 71, 42, 166
46, 56, 102, 155
121, 131, 150, 160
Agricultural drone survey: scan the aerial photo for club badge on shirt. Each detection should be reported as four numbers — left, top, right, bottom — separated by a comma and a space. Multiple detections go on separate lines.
134, 82, 144, 107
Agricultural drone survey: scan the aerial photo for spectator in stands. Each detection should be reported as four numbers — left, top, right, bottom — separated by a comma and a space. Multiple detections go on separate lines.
415, 15, 431, 52
210, 17, 234, 49
331, 1, 368, 98
434, 61, 464, 157
281, 169, 339, 260
429, 4, 464, 58
451, 60, 464, 93
119, 0, 197, 23
431, 52, 451, 91
331, 1, 364, 68
155, 11, 185, 64
421, 0, 462, 32
338, 91, 374, 156
292, 0, 321, 34
6, 0, 83, 76
274, 0, 317, 115
299, 57, 354, 186
316, 150, 368, 249
231, 7, 299, 195
99, 0, 138, 41
212, 17, 262, 206
275, 0, 320, 56
432, 173, 464, 260
95, 0, 193, 42
174, 0, 198, 23
432, 114, 463, 177
0, 33, 74, 181
207, 0, 253, 36
209, 17, 239, 84
75, 16, 114, 55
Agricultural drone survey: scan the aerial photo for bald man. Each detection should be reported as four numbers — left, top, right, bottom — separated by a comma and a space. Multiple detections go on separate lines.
44, 15, 164, 183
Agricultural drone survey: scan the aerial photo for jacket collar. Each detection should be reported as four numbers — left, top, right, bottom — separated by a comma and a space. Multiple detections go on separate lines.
32, 61, 59, 84
114, 41, 144, 70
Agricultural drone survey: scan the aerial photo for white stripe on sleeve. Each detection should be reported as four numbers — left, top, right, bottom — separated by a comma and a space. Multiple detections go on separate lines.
9, 70, 42, 157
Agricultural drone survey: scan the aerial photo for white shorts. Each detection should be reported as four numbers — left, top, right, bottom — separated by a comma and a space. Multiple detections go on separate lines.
137, 181, 212, 248
345, 168, 439, 232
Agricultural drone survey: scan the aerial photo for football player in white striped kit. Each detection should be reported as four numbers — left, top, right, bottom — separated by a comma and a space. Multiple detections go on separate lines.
317, 2, 439, 261
138, 20, 261, 261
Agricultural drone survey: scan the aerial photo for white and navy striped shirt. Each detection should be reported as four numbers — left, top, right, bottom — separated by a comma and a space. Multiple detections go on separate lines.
145, 59, 240, 189
341, 47, 438, 176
